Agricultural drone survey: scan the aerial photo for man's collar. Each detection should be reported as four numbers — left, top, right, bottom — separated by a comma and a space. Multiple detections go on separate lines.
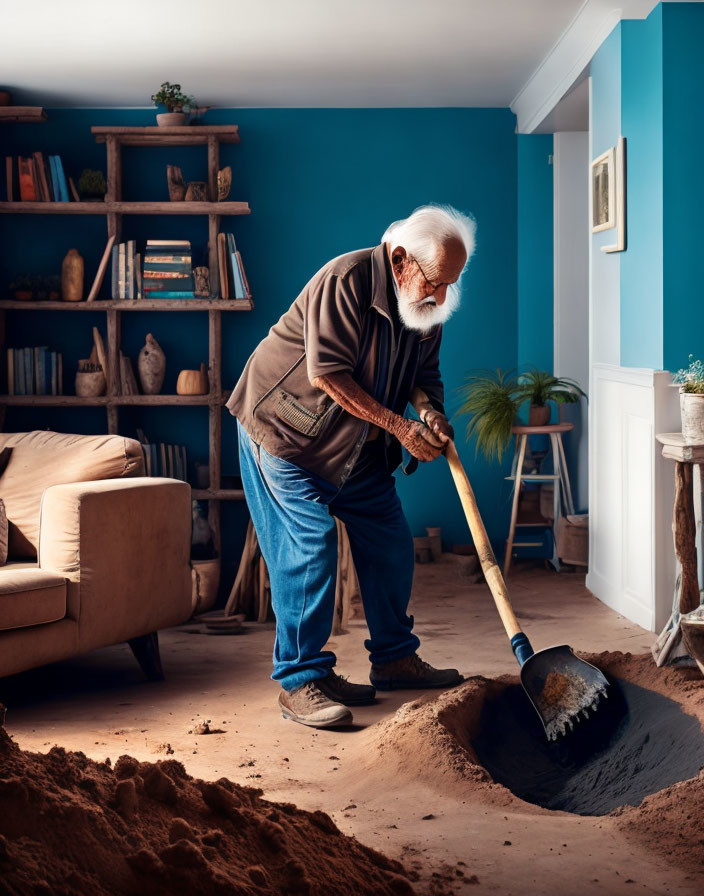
370, 243, 394, 317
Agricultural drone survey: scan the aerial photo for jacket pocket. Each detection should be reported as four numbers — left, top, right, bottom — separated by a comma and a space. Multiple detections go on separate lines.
274, 389, 334, 437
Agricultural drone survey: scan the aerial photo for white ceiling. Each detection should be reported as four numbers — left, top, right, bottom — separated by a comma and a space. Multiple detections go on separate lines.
2, 0, 587, 108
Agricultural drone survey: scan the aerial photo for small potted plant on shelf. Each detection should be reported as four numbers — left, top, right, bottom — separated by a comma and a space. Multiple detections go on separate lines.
517, 369, 586, 426
674, 355, 704, 444
151, 82, 196, 126
8, 274, 34, 301
78, 169, 107, 201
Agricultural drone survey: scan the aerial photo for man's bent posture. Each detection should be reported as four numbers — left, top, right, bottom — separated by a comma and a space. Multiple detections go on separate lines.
226, 204, 476, 727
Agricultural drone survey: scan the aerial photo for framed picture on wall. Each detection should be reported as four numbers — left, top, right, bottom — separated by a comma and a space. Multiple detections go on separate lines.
591, 136, 626, 252
591, 147, 615, 232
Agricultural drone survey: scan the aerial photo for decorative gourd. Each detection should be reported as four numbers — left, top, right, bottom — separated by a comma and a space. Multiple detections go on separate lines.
177, 362, 209, 395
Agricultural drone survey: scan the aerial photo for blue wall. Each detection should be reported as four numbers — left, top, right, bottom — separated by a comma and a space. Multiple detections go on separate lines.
621, 7, 664, 369
1, 106, 523, 586
517, 134, 554, 373
662, 2, 704, 372
590, 3, 704, 374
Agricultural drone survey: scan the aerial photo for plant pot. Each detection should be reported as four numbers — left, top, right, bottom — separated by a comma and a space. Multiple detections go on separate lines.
529, 405, 551, 426
680, 390, 704, 444
156, 112, 186, 127
80, 192, 106, 202
75, 370, 106, 397
0, 91, 11, 106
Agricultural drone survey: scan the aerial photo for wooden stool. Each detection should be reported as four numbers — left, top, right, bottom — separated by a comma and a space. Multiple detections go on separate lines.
504, 423, 575, 576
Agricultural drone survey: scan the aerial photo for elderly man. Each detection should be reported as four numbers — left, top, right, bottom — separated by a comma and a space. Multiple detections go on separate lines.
227, 204, 476, 728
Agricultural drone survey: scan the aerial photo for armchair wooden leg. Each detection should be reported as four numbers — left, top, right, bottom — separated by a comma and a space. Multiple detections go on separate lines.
128, 631, 165, 681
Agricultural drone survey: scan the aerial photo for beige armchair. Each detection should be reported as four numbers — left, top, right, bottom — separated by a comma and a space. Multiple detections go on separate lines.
0, 431, 193, 680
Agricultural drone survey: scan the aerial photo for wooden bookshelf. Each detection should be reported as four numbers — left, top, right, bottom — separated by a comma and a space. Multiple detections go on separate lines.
0, 200, 250, 215
0, 107, 47, 123
0, 124, 254, 555
0, 299, 253, 311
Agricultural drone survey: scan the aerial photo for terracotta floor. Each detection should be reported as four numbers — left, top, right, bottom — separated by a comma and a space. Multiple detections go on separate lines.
3, 559, 699, 895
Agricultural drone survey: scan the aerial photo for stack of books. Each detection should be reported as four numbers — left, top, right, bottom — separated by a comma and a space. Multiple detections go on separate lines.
136, 429, 188, 480
110, 240, 141, 299
4, 154, 77, 202
142, 240, 195, 299
7, 347, 63, 395
217, 232, 250, 300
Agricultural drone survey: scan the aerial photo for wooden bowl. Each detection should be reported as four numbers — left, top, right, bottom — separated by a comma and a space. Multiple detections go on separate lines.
75, 370, 106, 397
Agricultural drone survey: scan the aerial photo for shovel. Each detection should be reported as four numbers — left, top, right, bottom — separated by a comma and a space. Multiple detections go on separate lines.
444, 439, 609, 740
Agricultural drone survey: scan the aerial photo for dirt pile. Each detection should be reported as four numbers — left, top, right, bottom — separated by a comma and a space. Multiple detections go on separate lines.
0, 726, 415, 896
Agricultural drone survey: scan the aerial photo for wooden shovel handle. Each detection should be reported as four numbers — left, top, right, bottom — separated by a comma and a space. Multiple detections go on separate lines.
444, 440, 522, 640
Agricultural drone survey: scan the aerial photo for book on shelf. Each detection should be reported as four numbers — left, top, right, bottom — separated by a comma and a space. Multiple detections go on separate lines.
31, 153, 49, 202
18, 157, 36, 201
135, 253, 142, 299
226, 233, 249, 299
50, 156, 69, 202
48, 156, 60, 201
143, 239, 195, 297
217, 233, 229, 299
8, 346, 61, 395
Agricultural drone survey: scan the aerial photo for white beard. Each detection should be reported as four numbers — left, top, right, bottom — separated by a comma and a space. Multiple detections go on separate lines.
397, 284, 461, 333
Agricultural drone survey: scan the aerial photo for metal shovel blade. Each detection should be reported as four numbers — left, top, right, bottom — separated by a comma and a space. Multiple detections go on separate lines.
519, 645, 610, 741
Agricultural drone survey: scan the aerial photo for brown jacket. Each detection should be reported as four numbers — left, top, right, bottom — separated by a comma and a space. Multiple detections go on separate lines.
226, 243, 445, 487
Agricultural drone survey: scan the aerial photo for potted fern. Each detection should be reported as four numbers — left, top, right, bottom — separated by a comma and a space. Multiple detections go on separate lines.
458, 367, 587, 462
151, 82, 196, 126
674, 355, 704, 443
458, 369, 522, 462
517, 369, 586, 426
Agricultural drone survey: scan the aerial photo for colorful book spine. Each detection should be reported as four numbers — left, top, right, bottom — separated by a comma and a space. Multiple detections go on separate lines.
227, 233, 246, 299
52, 156, 69, 202
143, 291, 196, 298
50, 352, 57, 395
18, 157, 36, 201
15, 349, 23, 395
48, 156, 60, 201
135, 253, 142, 299
118, 242, 126, 299
111, 244, 119, 298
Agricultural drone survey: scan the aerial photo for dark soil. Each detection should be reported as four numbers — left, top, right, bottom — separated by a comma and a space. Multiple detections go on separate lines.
471, 676, 704, 815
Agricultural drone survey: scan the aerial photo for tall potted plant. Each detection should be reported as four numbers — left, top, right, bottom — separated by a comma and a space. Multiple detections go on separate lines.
674, 355, 704, 443
151, 82, 196, 127
517, 369, 586, 426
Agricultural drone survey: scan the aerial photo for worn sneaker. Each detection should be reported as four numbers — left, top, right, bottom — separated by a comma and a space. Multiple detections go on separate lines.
369, 653, 464, 691
315, 670, 377, 706
278, 681, 354, 728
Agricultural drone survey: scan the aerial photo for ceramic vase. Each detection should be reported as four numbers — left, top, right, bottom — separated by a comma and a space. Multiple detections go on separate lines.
680, 390, 704, 444
138, 333, 166, 394
61, 249, 84, 302
156, 112, 186, 126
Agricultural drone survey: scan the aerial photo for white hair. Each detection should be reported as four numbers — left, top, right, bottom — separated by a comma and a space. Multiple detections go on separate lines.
381, 204, 476, 278
381, 204, 476, 332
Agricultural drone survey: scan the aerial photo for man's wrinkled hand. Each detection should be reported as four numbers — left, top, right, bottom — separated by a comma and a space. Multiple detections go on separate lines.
394, 418, 445, 462
422, 410, 454, 443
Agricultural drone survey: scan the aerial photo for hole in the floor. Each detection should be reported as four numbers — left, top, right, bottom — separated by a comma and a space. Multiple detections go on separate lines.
470, 677, 704, 816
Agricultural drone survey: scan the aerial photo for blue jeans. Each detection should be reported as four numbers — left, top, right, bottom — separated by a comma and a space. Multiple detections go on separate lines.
237, 421, 420, 691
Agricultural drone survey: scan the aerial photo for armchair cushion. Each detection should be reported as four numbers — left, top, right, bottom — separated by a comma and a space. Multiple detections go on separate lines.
0, 431, 144, 559
0, 568, 67, 631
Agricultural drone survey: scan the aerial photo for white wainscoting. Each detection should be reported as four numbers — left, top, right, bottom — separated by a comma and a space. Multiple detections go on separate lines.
586, 364, 680, 632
